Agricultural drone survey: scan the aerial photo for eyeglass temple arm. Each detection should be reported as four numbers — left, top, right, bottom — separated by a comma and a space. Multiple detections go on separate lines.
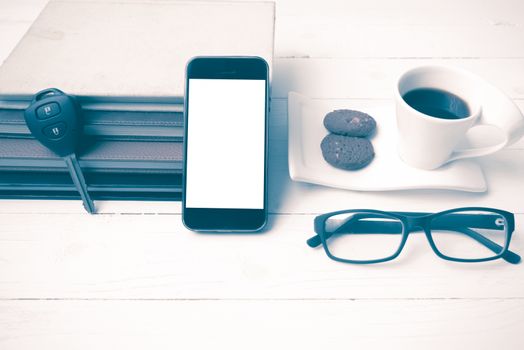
306, 215, 403, 247
307, 214, 520, 264
392, 212, 511, 231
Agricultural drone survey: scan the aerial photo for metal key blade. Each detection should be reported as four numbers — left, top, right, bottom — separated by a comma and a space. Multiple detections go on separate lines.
64, 153, 96, 214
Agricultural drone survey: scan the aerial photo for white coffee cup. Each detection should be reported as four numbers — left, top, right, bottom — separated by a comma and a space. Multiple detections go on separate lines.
394, 65, 524, 170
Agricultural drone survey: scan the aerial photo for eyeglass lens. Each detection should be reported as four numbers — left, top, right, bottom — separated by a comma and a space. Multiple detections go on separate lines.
429, 210, 508, 260
324, 212, 404, 261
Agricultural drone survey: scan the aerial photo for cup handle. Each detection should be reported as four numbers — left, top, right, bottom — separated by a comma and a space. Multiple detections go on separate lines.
449, 76, 524, 163
448, 124, 507, 162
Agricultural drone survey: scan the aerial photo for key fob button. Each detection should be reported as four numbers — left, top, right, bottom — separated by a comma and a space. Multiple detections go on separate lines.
36, 102, 61, 119
43, 122, 67, 139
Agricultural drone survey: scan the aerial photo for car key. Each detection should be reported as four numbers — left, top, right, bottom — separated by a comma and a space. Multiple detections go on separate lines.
24, 88, 96, 214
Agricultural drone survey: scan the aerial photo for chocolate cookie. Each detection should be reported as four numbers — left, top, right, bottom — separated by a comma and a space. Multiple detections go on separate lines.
320, 134, 374, 170
324, 109, 376, 137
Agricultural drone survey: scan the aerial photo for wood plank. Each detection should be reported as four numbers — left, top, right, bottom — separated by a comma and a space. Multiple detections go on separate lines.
272, 58, 524, 99
0, 299, 523, 349
0, 213, 522, 299
0, 0, 48, 63
0, 0, 48, 22
0, 22, 33, 65
274, 0, 524, 58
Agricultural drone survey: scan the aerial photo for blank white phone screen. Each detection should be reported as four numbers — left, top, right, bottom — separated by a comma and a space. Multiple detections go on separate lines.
185, 79, 266, 209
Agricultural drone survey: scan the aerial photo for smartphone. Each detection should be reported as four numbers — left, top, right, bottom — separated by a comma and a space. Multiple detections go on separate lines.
182, 56, 269, 232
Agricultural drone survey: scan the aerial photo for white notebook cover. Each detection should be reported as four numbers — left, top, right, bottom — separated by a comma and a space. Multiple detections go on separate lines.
0, 0, 275, 98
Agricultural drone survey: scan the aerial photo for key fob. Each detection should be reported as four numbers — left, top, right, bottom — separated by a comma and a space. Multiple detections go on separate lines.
24, 88, 82, 157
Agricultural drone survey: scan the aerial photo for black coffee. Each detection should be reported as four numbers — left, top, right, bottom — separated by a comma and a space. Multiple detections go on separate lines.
402, 88, 470, 120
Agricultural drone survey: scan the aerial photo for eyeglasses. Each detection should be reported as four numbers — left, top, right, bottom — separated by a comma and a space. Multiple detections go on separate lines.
307, 207, 520, 264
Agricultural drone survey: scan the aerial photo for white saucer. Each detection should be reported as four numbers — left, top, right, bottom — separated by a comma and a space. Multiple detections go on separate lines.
287, 92, 487, 192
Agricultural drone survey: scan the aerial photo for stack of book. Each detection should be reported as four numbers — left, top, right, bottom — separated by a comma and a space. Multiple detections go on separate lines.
0, 0, 275, 201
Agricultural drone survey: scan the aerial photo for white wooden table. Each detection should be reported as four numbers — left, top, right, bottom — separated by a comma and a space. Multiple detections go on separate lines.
1, 0, 524, 348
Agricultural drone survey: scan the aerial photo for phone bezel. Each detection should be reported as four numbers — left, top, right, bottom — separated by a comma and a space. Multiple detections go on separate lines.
182, 56, 269, 232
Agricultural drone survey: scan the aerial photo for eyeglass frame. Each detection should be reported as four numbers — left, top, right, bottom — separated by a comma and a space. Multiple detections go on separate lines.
307, 207, 520, 264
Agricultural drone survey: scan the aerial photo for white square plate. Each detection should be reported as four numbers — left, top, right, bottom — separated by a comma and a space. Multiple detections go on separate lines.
287, 92, 487, 192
